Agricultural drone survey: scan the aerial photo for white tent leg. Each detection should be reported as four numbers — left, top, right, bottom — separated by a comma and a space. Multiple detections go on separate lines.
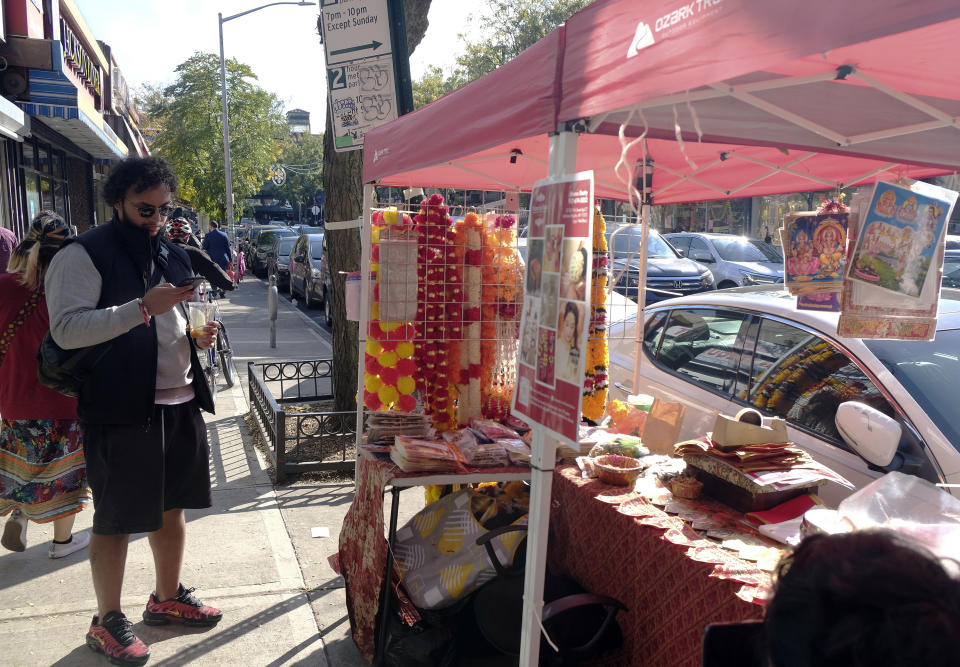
353, 185, 375, 479
519, 129, 579, 667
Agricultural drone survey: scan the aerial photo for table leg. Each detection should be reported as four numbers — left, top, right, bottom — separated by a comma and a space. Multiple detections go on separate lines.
374, 486, 402, 666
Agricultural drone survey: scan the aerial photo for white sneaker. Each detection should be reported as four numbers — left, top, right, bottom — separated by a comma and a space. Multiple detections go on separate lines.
2, 509, 27, 552
48, 529, 90, 559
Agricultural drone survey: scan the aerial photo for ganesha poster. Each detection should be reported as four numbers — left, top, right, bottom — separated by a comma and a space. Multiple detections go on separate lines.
781, 212, 847, 295
847, 181, 951, 298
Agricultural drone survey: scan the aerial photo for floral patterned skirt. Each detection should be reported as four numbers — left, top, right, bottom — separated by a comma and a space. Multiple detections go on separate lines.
0, 419, 90, 523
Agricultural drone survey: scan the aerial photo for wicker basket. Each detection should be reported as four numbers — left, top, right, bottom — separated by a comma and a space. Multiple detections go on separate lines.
594, 454, 644, 487
669, 476, 703, 499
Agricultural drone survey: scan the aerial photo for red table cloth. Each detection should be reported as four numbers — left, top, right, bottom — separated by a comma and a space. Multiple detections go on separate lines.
548, 463, 769, 667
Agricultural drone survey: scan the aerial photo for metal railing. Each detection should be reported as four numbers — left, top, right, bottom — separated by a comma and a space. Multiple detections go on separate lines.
248, 359, 356, 481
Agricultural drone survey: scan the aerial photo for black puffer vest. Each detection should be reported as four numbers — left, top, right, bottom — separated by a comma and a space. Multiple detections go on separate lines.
71, 216, 215, 425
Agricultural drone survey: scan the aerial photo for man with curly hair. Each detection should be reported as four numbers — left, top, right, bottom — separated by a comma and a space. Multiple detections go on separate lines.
45, 157, 222, 665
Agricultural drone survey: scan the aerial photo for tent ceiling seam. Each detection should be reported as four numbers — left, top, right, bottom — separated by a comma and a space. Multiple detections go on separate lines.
852, 70, 958, 125
706, 83, 847, 145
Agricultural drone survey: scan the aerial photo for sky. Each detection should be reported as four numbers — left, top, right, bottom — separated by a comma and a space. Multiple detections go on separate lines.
76, 0, 489, 132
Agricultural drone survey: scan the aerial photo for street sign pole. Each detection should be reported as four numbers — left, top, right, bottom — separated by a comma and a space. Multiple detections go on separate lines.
386, 0, 414, 116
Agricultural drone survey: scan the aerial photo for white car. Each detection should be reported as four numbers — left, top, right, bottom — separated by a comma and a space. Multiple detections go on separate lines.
607, 285, 960, 505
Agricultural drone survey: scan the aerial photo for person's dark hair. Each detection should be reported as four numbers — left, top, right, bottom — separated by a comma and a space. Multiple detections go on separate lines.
102, 157, 177, 206
209, 221, 218, 229
765, 530, 960, 667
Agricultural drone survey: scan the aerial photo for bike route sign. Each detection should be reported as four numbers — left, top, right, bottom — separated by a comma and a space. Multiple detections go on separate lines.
319, 0, 399, 152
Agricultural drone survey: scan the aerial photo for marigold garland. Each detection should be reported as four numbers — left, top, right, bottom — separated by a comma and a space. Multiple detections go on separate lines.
456, 212, 483, 424
582, 207, 610, 421
479, 213, 523, 420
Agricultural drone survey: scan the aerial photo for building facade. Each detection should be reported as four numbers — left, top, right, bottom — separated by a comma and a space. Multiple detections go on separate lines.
0, 0, 145, 240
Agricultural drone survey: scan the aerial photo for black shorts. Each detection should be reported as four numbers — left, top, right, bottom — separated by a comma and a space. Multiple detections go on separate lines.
81, 400, 212, 535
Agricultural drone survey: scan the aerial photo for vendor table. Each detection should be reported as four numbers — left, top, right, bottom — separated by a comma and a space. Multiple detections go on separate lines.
339, 450, 531, 663
548, 463, 769, 667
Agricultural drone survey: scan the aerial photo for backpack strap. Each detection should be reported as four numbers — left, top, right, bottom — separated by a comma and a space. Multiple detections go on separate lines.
0, 288, 42, 370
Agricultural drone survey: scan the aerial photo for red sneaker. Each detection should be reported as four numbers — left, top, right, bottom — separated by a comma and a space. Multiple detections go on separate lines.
142, 584, 222, 627
86, 611, 150, 666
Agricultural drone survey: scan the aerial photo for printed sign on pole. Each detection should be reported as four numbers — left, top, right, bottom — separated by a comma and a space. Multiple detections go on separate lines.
512, 171, 594, 445
319, 0, 399, 152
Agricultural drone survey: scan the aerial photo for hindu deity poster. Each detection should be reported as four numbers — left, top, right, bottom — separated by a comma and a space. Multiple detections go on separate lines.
838, 180, 958, 340
848, 181, 950, 298
782, 211, 848, 296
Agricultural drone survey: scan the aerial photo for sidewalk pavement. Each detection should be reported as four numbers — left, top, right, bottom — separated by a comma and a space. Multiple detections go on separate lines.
0, 276, 422, 666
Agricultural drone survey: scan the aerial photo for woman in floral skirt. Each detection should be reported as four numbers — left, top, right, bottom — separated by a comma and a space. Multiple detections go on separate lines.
0, 211, 90, 558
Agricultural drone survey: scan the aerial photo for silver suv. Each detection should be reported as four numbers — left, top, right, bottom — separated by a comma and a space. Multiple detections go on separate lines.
665, 233, 783, 289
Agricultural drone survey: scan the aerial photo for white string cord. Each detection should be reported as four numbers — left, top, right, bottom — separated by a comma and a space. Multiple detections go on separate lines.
526, 594, 561, 654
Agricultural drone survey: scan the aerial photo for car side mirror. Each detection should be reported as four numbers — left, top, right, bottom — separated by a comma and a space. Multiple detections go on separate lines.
835, 401, 901, 467
691, 251, 714, 263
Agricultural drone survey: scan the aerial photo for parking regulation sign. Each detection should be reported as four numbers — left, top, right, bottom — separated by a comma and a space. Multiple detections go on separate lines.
319, 0, 399, 152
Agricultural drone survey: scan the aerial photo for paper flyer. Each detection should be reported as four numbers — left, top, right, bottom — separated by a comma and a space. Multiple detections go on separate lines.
513, 171, 594, 445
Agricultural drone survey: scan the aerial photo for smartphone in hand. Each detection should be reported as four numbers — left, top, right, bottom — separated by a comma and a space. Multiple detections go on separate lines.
177, 275, 206, 289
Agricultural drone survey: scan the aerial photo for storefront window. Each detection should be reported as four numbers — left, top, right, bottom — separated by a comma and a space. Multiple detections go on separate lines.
19, 139, 69, 225
22, 143, 36, 171
658, 199, 750, 235
25, 174, 40, 221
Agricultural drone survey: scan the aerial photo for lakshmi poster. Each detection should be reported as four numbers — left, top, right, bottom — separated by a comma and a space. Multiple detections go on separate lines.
847, 181, 951, 298
513, 171, 594, 446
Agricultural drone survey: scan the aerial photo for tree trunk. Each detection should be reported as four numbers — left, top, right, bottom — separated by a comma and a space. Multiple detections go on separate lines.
323, 0, 431, 412
322, 119, 363, 412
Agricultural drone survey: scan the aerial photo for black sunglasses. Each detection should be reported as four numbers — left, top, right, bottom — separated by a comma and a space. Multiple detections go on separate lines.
134, 203, 176, 219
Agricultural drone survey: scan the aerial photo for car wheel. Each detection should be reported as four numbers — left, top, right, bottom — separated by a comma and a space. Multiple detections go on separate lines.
304, 281, 315, 309
323, 287, 332, 327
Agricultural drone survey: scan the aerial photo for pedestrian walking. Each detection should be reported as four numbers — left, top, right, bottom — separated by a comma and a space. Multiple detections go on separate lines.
165, 218, 234, 293
0, 211, 91, 558
46, 157, 222, 666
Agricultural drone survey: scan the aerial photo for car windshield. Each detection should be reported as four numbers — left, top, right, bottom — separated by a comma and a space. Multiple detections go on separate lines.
258, 230, 294, 247
609, 228, 677, 259
865, 328, 960, 453
711, 237, 780, 262
276, 240, 295, 256
309, 242, 324, 260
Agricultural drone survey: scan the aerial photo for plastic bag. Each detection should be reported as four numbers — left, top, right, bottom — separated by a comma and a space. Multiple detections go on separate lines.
837, 471, 960, 560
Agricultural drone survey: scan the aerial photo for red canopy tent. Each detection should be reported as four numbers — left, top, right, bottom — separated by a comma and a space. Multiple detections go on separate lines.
358, 1, 960, 664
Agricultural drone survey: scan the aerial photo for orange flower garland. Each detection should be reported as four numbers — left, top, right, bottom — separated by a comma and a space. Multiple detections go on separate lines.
362, 208, 418, 413
582, 207, 610, 421
479, 214, 524, 420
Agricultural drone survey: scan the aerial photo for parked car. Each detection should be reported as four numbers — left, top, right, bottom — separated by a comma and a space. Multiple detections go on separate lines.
945, 235, 960, 250
288, 233, 332, 326
606, 225, 715, 302
251, 227, 297, 277
243, 224, 279, 258
664, 233, 784, 289
267, 236, 297, 288
607, 285, 960, 505
291, 224, 323, 236
943, 249, 960, 288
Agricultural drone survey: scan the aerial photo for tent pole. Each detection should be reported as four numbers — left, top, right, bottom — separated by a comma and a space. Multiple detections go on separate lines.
519, 129, 579, 667
633, 141, 652, 394
354, 185, 375, 479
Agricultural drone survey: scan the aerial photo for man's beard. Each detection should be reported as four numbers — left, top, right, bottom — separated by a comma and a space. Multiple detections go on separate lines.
118, 208, 161, 237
